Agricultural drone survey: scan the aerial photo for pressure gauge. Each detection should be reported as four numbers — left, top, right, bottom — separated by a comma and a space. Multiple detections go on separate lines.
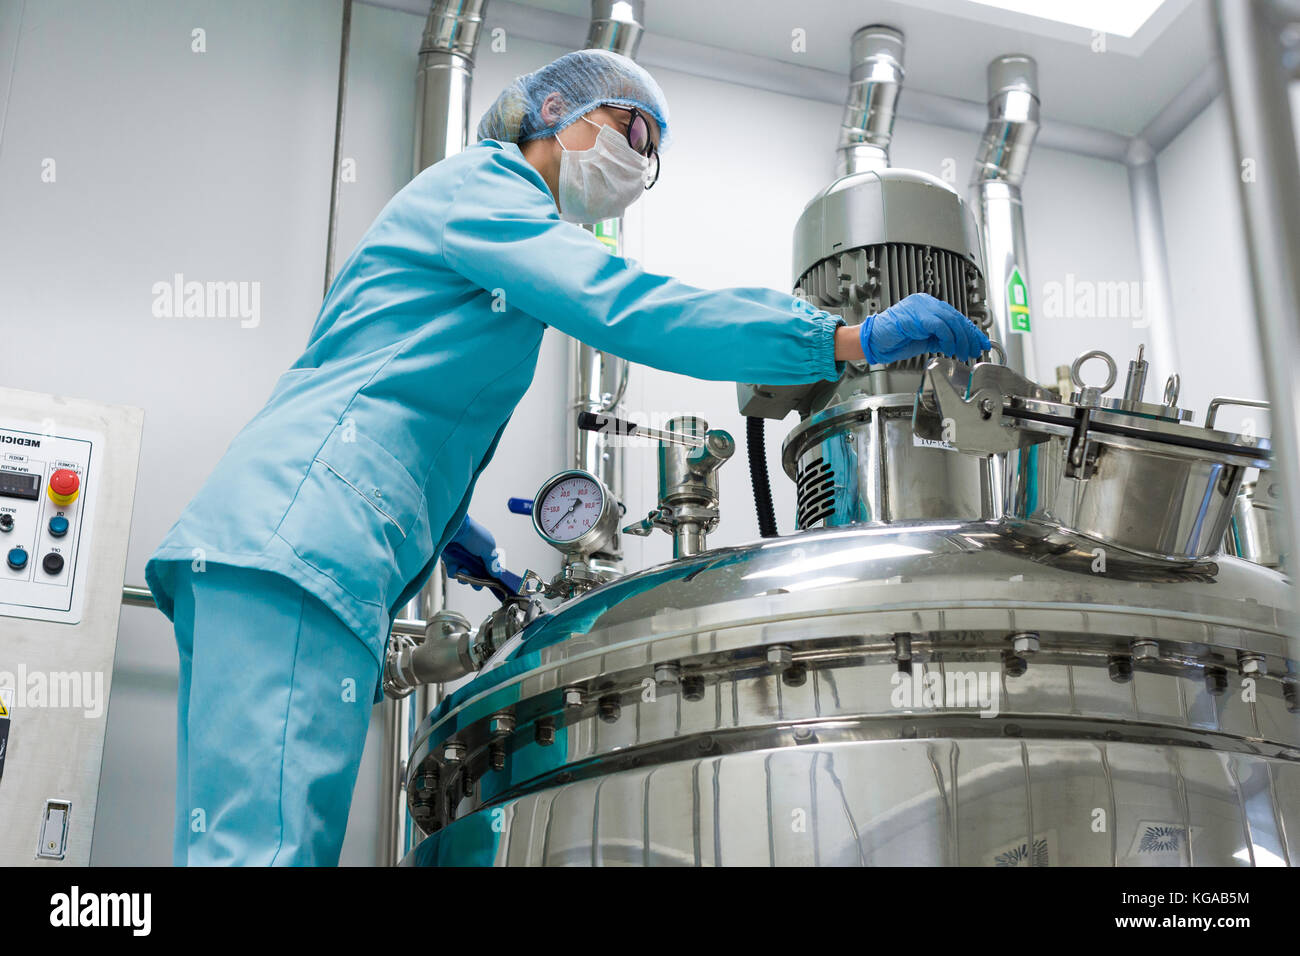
531, 470, 619, 556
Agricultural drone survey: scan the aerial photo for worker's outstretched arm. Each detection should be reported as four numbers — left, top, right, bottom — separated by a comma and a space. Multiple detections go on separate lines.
440, 147, 843, 386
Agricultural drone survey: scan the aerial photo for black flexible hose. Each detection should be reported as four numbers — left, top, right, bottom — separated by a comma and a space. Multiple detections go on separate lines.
746, 416, 778, 538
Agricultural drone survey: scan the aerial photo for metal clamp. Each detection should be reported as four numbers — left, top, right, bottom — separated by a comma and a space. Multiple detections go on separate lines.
985, 341, 1008, 365
913, 356, 1055, 455
1205, 396, 1270, 430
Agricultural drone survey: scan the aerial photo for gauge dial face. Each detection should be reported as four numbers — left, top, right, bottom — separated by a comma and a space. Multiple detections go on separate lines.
537, 474, 605, 544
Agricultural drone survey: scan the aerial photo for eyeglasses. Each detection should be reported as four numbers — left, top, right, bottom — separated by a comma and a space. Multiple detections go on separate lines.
606, 106, 660, 189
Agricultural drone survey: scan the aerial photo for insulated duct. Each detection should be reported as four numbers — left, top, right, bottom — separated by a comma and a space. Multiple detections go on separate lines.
414, 0, 489, 174
836, 25, 905, 178
568, 0, 646, 571
971, 54, 1040, 381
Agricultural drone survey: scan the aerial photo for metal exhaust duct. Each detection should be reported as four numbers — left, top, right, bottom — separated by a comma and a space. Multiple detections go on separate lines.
836, 25, 905, 177
586, 0, 644, 52
414, 0, 489, 174
971, 54, 1040, 381
568, 0, 646, 573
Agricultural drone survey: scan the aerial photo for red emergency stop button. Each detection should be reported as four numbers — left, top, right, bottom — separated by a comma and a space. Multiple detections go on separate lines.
48, 469, 80, 507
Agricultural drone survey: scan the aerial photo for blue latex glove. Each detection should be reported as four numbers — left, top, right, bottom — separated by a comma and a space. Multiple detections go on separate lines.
860, 293, 990, 365
442, 516, 522, 598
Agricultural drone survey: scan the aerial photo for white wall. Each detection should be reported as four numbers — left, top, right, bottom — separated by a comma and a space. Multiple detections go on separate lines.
1157, 95, 1271, 437
0, 0, 1144, 864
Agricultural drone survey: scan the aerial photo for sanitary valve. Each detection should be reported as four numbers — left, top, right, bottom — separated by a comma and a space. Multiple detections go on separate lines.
579, 414, 734, 558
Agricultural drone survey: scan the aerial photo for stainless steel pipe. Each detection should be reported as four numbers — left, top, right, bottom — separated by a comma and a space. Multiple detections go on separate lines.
971, 55, 1040, 381
413, 0, 489, 175
1213, 0, 1300, 626
568, 0, 648, 572
835, 25, 905, 178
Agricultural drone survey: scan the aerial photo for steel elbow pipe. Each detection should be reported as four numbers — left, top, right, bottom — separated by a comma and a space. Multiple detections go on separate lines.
836, 25, 905, 178
971, 54, 1040, 188
384, 610, 475, 697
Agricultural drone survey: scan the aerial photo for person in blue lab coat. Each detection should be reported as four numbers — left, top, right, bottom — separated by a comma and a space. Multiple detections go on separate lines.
145, 48, 989, 866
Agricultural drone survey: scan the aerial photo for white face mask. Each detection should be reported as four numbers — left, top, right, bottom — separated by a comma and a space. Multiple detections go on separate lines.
556, 116, 651, 224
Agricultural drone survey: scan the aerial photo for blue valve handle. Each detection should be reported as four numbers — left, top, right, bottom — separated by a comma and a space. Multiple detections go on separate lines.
507, 497, 534, 515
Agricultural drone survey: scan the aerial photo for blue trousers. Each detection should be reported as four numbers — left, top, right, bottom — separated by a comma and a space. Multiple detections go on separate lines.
170, 562, 380, 865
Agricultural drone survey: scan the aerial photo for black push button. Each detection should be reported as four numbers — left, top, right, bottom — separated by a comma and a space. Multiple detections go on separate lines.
41, 552, 64, 575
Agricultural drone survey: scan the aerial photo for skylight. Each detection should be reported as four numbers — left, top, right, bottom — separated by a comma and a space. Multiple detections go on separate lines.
967, 0, 1166, 38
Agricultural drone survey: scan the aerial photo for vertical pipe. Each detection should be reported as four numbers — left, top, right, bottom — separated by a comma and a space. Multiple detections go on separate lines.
381, 0, 490, 866
1213, 0, 1300, 607
569, 0, 645, 573
413, 0, 489, 175
971, 55, 1040, 381
378, 565, 447, 866
1126, 154, 1182, 394
323, 0, 353, 297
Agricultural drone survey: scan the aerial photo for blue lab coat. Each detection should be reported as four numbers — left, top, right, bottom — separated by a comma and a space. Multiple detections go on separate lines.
146, 139, 842, 680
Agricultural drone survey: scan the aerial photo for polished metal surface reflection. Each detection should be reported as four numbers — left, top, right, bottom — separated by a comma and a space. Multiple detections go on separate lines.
918, 354, 1272, 562
783, 394, 998, 528
1005, 437, 1250, 562
401, 519, 1298, 866
407, 738, 1300, 867
1227, 473, 1285, 570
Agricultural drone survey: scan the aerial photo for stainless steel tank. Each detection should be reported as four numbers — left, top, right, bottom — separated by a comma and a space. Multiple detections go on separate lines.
403, 520, 1298, 866
916, 350, 1274, 563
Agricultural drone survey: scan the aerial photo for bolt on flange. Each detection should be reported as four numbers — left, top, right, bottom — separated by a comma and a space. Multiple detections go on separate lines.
488, 714, 516, 738
782, 662, 808, 687
598, 695, 621, 723
1130, 639, 1159, 662
1003, 650, 1028, 678
681, 675, 706, 701
1107, 656, 1134, 684
1009, 631, 1040, 655
767, 644, 794, 671
1238, 654, 1267, 677
654, 662, 681, 686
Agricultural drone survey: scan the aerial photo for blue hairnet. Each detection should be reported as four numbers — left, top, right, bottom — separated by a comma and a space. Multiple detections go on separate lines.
476, 49, 670, 147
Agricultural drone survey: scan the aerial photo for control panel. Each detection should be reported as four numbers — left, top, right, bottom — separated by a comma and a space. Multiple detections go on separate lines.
0, 420, 102, 623
0, 387, 143, 866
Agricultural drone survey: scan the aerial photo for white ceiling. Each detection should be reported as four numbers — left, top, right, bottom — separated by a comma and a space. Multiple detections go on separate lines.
509, 0, 1216, 137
